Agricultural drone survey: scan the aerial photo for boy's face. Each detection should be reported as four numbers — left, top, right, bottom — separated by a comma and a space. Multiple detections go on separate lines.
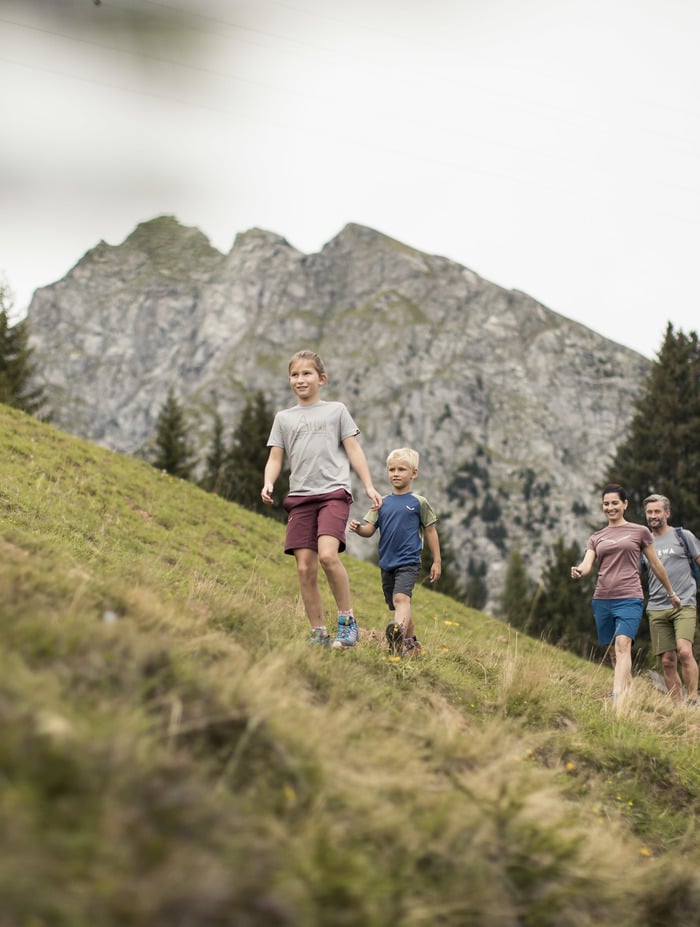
387, 460, 417, 492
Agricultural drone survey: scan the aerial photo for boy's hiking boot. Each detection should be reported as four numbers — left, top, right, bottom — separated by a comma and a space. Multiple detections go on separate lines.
403, 636, 422, 658
309, 627, 330, 647
332, 615, 358, 650
386, 621, 404, 655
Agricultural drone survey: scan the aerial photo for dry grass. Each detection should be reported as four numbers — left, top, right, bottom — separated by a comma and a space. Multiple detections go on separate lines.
2, 403, 700, 926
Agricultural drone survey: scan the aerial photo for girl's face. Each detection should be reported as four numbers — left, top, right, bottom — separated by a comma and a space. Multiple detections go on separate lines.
602, 492, 627, 523
288, 359, 326, 403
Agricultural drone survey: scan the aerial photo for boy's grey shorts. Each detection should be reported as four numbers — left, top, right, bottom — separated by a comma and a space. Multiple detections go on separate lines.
380, 562, 421, 610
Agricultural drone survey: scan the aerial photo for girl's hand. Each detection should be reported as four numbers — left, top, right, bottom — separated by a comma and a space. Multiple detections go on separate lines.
261, 482, 274, 505
366, 487, 383, 510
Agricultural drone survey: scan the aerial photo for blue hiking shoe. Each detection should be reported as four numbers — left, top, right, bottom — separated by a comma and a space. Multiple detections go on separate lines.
332, 615, 358, 649
309, 627, 330, 647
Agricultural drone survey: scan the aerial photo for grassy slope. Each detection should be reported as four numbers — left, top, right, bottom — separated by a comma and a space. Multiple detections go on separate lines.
2, 403, 700, 927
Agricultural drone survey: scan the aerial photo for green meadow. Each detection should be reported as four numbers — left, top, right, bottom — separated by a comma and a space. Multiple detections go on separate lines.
2, 403, 700, 926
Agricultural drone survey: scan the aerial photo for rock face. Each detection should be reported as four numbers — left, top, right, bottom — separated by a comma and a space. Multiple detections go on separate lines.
27, 216, 650, 608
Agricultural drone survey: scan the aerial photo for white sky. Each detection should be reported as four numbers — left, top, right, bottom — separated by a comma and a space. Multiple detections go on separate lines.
1, 0, 699, 358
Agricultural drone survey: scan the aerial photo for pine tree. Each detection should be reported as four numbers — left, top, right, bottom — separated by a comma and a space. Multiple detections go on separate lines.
0, 284, 45, 415
526, 537, 597, 658
606, 324, 700, 529
220, 391, 288, 521
463, 557, 488, 610
201, 410, 227, 494
498, 549, 534, 628
152, 388, 195, 479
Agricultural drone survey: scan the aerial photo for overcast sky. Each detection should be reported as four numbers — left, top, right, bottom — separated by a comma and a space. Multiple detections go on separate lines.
1, 0, 698, 358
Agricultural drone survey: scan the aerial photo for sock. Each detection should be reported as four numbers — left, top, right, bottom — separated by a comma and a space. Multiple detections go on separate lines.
338, 610, 354, 622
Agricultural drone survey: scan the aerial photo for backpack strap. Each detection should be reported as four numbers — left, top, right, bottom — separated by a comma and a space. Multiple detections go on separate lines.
674, 526, 695, 572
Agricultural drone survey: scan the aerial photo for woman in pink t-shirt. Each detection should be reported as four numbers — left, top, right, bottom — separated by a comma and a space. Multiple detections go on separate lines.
571, 483, 680, 701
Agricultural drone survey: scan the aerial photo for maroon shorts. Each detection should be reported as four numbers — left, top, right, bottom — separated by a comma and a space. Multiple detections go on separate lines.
283, 489, 352, 555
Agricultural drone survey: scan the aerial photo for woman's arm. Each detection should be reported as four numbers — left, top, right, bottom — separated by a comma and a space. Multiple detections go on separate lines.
644, 544, 682, 607
571, 549, 596, 579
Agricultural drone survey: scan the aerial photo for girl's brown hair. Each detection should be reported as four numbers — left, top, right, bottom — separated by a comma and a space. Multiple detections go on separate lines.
288, 350, 326, 378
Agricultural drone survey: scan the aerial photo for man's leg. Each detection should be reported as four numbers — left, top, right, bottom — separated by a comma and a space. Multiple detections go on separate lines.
677, 638, 699, 702
660, 649, 683, 702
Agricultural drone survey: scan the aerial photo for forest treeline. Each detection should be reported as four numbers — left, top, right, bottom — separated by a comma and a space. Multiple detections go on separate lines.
3, 286, 698, 667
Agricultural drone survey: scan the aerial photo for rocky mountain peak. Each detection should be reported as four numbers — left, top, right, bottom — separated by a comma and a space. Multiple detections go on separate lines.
26, 216, 650, 609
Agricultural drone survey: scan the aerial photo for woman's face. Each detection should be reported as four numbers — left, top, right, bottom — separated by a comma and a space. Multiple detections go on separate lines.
602, 492, 627, 522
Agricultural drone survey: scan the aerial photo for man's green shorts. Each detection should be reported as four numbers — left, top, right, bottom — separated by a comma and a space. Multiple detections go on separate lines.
647, 605, 697, 655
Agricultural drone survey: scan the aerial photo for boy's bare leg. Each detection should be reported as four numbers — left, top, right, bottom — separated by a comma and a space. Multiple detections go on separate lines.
392, 592, 415, 638
317, 535, 352, 613
293, 548, 325, 627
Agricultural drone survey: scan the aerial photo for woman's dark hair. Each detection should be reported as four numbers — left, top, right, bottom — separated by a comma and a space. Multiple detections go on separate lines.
601, 483, 628, 502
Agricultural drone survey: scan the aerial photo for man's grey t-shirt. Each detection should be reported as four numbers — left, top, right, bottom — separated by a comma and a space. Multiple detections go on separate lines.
644, 528, 700, 609
267, 400, 359, 497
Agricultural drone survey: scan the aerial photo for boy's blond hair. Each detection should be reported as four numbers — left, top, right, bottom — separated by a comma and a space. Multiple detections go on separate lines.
386, 447, 419, 471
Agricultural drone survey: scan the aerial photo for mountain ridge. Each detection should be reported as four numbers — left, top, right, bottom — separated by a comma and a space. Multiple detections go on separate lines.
26, 216, 650, 608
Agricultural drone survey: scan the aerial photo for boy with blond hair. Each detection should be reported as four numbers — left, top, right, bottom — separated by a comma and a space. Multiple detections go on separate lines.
350, 447, 441, 656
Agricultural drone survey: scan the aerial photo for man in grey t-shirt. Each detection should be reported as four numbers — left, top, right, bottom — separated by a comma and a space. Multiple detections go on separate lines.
643, 494, 700, 704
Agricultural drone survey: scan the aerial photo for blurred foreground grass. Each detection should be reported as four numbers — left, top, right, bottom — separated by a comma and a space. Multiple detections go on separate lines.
2, 404, 700, 926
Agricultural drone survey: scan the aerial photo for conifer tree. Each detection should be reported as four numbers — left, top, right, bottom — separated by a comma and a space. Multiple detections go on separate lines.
201, 410, 227, 494
0, 284, 45, 415
221, 391, 288, 521
526, 537, 597, 658
152, 388, 195, 479
606, 324, 700, 529
498, 549, 533, 628
463, 557, 488, 610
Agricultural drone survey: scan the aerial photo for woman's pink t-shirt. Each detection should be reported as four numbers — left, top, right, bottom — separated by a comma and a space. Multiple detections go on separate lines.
586, 523, 653, 599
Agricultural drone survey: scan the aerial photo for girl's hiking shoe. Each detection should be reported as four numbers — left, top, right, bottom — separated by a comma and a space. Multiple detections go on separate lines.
309, 628, 330, 646
332, 615, 359, 649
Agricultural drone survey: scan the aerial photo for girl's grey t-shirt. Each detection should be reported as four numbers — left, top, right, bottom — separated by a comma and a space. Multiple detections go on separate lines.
267, 400, 359, 497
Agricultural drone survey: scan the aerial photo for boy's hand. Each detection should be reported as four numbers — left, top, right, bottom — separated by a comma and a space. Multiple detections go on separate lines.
348, 519, 362, 533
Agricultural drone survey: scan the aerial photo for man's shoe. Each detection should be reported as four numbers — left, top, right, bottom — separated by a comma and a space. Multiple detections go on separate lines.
386, 621, 404, 655
332, 615, 358, 649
